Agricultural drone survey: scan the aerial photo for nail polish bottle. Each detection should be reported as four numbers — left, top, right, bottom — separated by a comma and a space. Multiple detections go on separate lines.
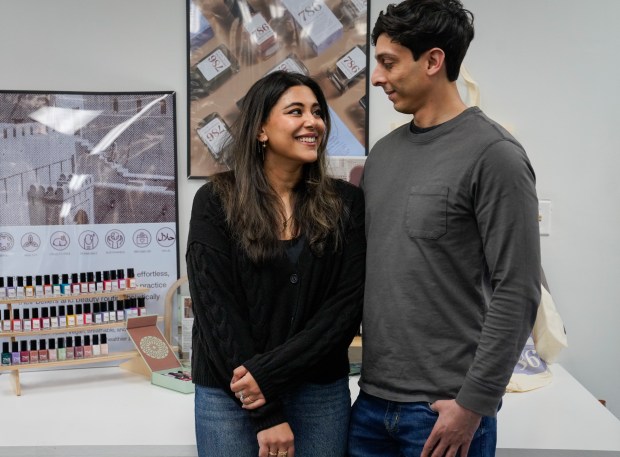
52, 274, 61, 296
74, 336, 84, 359
326, 45, 367, 93
107, 301, 116, 322
117, 269, 126, 290
12, 309, 22, 332
103, 271, 113, 292
41, 307, 51, 329
83, 335, 92, 358
1, 342, 10, 366
20, 340, 30, 364
224, 0, 279, 60
280, 0, 343, 54
22, 308, 32, 332
116, 300, 125, 321
38, 339, 48, 363
29, 340, 39, 363
195, 112, 233, 165
49, 306, 59, 328
24, 276, 35, 298
100, 333, 109, 355
48, 338, 57, 362
65, 336, 74, 360
75, 304, 84, 326
57, 337, 66, 361
84, 303, 93, 325
110, 270, 119, 291
95, 271, 104, 292
11, 341, 20, 365
127, 298, 138, 319
126, 268, 136, 289
100, 302, 109, 324
61, 274, 71, 296
7, 277, 17, 298
0, 277, 6, 299
92, 334, 101, 356
93, 302, 102, 324
66, 304, 76, 327
71, 273, 81, 295
31, 308, 41, 331
43, 274, 53, 296
190, 44, 240, 99
16, 276, 25, 298
138, 297, 147, 316
129, 299, 138, 318
338, 0, 367, 28
267, 53, 310, 76
87, 272, 96, 293
35, 275, 44, 297
58, 305, 67, 327
2, 309, 11, 332
80, 272, 89, 294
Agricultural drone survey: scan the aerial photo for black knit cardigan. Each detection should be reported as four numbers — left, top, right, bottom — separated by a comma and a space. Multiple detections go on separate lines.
186, 177, 365, 432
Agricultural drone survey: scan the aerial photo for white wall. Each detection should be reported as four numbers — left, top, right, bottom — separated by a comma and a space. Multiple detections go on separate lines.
1, 0, 618, 419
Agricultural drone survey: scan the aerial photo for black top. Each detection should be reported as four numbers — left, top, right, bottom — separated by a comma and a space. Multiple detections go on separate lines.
186, 177, 365, 432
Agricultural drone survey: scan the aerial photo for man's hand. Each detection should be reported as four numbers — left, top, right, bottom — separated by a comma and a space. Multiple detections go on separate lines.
421, 399, 482, 457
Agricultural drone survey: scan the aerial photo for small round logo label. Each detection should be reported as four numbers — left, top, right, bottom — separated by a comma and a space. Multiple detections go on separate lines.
156, 227, 176, 248
105, 229, 125, 249
133, 229, 152, 248
79, 230, 99, 251
21, 232, 41, 252
50, 231, 70, 251
0, 232, 14, 252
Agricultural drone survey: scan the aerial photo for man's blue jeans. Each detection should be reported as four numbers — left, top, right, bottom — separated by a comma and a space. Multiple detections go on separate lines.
348, 391, 497, 457
195, 377, 350, 457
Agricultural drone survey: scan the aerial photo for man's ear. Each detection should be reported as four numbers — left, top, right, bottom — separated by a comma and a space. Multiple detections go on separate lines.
426, 48, 446, 76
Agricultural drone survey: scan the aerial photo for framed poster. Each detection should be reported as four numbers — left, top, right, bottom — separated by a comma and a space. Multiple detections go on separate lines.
0, 91, 179, 351
187, 0, 369, 178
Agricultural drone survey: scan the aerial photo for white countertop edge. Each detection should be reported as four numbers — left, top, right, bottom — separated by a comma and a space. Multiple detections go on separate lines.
0, 445, 198, 457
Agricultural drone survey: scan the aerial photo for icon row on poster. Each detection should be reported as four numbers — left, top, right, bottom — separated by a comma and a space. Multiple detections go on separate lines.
0, 227, 176, 253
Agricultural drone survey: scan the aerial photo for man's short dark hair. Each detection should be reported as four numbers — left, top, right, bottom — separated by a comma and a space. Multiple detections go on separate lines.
372, 0, 474, 81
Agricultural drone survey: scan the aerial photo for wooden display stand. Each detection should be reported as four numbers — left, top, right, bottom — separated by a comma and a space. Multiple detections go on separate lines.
0, 288, 150, 395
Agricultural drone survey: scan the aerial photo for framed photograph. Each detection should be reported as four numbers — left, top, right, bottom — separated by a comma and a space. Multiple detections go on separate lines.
187, 0, 369, 178
0, 90, 180, 351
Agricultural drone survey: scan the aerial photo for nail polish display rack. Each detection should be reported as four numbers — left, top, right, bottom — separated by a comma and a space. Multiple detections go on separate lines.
0, 287, 151, 395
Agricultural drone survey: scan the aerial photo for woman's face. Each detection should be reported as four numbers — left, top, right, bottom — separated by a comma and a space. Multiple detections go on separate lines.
258, 85, 325, 168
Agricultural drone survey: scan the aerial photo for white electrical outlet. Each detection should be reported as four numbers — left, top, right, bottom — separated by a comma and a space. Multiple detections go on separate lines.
538, 200, 552, 236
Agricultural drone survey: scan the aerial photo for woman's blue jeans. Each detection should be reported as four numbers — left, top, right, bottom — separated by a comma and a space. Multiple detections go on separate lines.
348, 391, 497, 457
195, 377, 350, 457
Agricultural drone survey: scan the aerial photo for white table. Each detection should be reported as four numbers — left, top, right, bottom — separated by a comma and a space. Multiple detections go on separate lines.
1, 365, 619, 456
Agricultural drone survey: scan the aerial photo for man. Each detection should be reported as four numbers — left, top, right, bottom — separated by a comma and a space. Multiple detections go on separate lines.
348, 1, 541, 456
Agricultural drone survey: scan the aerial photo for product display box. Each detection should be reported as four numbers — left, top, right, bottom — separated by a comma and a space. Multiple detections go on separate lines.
125, 315, 194, 394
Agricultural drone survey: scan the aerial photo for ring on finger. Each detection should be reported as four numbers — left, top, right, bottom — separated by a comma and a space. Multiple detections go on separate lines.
277, 452, 288, 457
268, 452, 277, 456
239, 392, 245, 402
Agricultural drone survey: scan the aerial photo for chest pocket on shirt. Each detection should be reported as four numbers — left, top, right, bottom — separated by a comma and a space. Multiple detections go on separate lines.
405, 185, 448, 239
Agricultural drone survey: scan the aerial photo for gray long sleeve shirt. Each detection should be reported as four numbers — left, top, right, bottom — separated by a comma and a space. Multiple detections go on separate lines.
360, 107, 541, 417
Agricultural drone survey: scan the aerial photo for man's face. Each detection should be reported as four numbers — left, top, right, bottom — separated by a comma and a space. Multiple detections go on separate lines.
371, 33, 429, 115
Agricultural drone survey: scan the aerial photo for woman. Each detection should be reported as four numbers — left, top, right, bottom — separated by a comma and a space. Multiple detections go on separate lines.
187, 71, 365, 457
